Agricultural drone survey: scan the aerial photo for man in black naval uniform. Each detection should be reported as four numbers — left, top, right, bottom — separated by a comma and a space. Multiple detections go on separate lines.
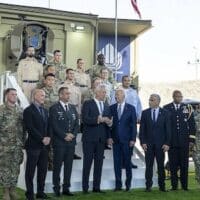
164, 90, 196, 191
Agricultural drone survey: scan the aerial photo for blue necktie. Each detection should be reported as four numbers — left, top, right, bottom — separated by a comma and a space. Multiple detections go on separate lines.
39, 106, 45, 119
153, 109, 156, 122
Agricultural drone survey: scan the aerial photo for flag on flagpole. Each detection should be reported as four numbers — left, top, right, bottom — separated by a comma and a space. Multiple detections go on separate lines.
130, 0, 142, 19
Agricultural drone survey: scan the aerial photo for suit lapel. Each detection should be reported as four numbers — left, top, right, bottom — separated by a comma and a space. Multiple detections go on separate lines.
57, 102, 70, 120
156, 108, 162, 124
31, 104, 44, 121
92, 99, 100, 115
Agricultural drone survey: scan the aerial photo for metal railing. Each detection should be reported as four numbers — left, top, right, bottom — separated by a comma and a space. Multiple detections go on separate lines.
0, 71, 29, 108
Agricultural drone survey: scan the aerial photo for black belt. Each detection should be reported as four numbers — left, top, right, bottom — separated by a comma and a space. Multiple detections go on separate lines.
79, 85, 88, 87
23, 80, 39, 83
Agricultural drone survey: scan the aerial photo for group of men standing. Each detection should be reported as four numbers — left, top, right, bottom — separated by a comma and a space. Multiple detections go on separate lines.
0, 45, 196, 200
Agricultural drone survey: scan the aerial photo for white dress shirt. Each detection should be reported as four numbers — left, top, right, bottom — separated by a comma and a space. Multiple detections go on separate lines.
94, 98, 104, 115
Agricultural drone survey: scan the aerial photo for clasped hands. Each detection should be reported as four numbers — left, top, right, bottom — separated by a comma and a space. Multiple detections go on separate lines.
97, 115, 113, 126
107, 138, 135, 147
42, 137, 51, 145
64, 133, 75, 142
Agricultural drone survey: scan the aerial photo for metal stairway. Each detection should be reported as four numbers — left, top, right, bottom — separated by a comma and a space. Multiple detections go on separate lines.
0, 71, 158, 193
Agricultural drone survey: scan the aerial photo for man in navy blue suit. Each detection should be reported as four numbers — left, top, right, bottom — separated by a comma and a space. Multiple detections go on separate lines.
23, 89, 50, 200
82, 84, 112, 193
139, 94, 171, 192
108, 88, 137, 191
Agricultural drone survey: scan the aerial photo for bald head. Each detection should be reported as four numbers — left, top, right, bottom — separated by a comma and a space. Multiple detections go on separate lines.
172, 90, 183, 104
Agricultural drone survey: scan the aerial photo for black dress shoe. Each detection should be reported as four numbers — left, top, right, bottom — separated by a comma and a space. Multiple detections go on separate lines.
93, 189, 106, 193
63, 190, 74, 196
125, 187, 130, 191
131, 163, 138, 169
182, 188, 188, 191
73, 154, 82, 159
114, 188, 122, 192
170, 187, 177, 191
145, 187, 152, 192
54, 191, 60, 197
36, 193, 50, 199
83, 190, 90, 194
159, 188, 168, 192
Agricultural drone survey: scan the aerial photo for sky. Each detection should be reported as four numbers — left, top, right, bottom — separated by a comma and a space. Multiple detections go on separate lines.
1, 0, 200, 83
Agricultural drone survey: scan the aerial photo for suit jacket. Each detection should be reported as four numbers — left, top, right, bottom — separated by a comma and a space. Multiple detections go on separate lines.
23, 103, 49, 150
49, 102, 79, 147
164, 102, 196, 147
110, 103, 137, 143
139, 107, 171, 148
82, 99, 111, 142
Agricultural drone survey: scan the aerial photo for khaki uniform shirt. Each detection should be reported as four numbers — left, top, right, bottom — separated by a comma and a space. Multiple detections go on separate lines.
59, 80, 82, 114
48, 60, 67, 84
74, 70, 91, 101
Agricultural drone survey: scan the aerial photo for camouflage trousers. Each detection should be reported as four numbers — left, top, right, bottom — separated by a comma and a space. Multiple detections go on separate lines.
0, 149, 23, 187
193, 148, 200, 184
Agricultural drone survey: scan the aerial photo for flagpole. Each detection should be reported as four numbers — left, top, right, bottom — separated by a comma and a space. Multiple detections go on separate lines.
114, 0, 118, 81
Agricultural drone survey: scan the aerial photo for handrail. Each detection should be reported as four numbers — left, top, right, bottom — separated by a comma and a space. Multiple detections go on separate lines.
0, 71, 29, 108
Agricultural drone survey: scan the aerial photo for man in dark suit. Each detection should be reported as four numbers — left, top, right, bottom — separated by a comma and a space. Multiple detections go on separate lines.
164, 90, 196, 191
23, 89, 50, 200
108, 88, 137, 191
139, 94, 171, 192
49, 87, 79, 197
82, 84, 112, 193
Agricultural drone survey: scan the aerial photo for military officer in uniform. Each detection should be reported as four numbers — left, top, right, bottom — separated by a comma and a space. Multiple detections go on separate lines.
48, 50, 67, 84
42, 73, 59, 170
59, 68, 81, 115
0, 88, 25, 200
100, 67, 113, 105
88, 54, 114, 83
74, 58, 91, 102
17, 46, 43, 101
49, 87, 79, 197
164, 90, 196, 191
193, 105, 200, 185
59, 68, 82, 159
82, 77, 102, 103
42, 73, 58, 110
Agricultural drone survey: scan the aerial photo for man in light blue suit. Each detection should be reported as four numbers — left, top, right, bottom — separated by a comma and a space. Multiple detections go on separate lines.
108, 88, 137, 191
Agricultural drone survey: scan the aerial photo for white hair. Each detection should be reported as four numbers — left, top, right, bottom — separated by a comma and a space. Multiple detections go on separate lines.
94, 84, 106, 94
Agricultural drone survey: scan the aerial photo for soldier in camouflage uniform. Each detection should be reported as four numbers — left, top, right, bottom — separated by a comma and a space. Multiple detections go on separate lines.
88, 54, 114, 83
99, 67, 114, 105
48, 50, 67, 84
0, 88, 25, 200
82, 77, 102, 102
193, 106, 200, 184
41, 73, 58, 170
42, 73, 58, 110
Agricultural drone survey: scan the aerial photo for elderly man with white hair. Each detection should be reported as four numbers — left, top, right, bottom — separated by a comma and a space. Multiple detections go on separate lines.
108, 88, 137, 191
81, 84, 112, 194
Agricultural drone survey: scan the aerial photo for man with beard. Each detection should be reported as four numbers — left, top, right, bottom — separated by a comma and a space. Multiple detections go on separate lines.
17, 46, 43, 101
